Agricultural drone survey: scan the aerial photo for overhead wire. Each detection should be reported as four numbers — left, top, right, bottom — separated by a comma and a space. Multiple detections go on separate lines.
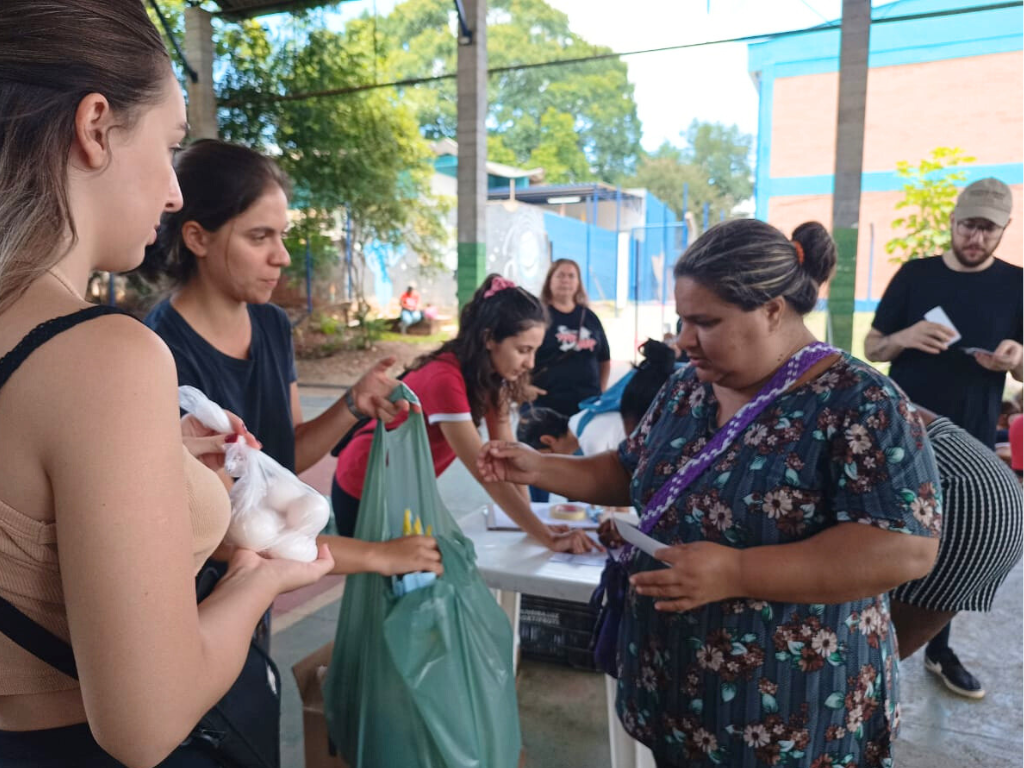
221, 1, 1022, 107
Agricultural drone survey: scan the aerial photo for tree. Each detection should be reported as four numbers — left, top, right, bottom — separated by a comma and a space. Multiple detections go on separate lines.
146, 4, 448, 307
625, 120, 754, 226
525, 107, 590, 183
885, 147, 976, 263
370, 0, 642, 182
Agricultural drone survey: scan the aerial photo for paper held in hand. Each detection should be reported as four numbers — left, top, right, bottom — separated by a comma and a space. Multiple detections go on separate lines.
923, 306, 962, 345
614, 518, 669, 562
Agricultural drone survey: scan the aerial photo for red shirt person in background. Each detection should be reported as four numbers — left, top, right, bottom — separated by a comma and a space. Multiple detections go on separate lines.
399, 284, 422, 334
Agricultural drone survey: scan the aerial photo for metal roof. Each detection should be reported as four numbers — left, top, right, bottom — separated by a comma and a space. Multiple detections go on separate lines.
487, 182, 643, 205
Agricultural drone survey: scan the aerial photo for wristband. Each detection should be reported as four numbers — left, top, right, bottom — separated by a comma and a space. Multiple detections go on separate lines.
344, 388, 369, 420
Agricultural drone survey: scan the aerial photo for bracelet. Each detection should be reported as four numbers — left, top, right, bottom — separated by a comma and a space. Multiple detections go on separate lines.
344, 388, 369, 420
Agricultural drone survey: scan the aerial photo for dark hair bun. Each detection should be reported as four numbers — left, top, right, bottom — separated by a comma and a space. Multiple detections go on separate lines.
791, 221, 836, 286
637, 339, 676, 376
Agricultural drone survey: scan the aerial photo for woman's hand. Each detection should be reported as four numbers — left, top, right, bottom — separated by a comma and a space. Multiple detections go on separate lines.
181, 411, 260, 471
596, 518, 624, 548
522, 384, 548, 403
477, 440, 545, 485
368, 535, 444, 576
349, 357, 417, 423
630, 542, 742, 612
547, 527, 603, 554
225, 542, 335, 595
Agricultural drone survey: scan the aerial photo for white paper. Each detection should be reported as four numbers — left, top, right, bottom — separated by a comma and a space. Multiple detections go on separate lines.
961, 346, 996, 356
614, 518, 669, 561
549, 551, 608, 567
923, 306, 962, 345
486, 502, 599, 531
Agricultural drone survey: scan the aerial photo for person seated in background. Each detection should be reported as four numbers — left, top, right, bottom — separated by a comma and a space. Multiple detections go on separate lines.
572, 339, 679, 457
517, 406, 580, 455
399, 283, 422, 334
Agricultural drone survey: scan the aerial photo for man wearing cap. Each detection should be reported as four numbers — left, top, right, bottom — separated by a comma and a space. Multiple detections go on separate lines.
865, 177, 1023, 699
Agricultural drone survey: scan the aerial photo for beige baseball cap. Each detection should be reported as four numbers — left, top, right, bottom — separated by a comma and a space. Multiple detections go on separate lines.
953, 177, 1013, 227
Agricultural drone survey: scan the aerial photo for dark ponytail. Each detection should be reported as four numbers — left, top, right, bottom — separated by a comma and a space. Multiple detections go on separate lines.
136, 139, 290, 287
412, 274, 547, 423
620, 339, 677, 430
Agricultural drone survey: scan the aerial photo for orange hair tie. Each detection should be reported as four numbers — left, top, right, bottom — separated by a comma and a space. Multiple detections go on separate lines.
792, 240, 805, 266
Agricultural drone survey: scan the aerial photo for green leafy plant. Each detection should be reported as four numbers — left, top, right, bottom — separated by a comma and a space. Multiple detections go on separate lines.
886, 147, 976, 263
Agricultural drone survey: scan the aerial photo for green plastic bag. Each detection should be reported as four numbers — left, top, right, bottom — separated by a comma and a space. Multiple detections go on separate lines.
323, 384, 522, 768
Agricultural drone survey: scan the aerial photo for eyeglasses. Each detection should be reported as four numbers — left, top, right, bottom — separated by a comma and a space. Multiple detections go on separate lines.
955, 219, 1004, 239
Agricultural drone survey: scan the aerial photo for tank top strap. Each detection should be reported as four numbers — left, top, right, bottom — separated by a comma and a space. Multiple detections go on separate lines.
0, 305, 130, 393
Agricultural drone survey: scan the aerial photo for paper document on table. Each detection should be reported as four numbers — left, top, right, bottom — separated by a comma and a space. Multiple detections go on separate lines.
923, 306, 962, 345
549, 552, 609, 567
614, 518, 669, 561
485, 502, 599, 531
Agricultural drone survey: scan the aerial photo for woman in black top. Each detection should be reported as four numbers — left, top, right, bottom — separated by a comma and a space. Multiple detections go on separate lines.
527, 259, 611, 417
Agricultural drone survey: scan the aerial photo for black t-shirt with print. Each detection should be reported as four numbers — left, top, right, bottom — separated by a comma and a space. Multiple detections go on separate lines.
530, 304, 611, 417
872, 255, 1023, 448
146, 300, 299, 471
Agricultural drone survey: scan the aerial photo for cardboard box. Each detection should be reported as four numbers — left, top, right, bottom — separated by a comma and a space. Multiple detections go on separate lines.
292, 641, 348, 768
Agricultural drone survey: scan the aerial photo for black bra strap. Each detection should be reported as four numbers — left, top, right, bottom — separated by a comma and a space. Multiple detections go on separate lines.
0, 597, 78, 679
0, 305, 126, 393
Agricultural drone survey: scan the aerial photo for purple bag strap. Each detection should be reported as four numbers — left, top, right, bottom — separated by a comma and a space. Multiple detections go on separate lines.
622, 342, 839, 559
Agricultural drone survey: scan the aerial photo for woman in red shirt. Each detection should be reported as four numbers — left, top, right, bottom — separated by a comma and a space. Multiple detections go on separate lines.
334, 274, 600, 553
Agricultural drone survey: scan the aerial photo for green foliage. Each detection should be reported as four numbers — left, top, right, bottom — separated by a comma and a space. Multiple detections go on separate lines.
282, 209, 340, 285
525, 107, 590, 183
373, 0, 642, 182
626, 120, 754, 225
885, 147, 976, 263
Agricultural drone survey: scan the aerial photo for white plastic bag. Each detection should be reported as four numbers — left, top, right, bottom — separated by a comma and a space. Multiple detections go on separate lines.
179, 385, 330, 562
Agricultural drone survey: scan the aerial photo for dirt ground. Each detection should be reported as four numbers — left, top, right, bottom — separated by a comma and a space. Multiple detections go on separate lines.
295, 339, 440, 386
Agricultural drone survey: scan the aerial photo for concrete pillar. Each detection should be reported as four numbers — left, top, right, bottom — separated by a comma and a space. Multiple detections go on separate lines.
184, 7, 218, 140
829, 0, 870, 351
456, 0, 487, 307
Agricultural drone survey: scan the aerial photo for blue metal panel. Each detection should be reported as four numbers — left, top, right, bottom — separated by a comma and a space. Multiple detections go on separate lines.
543, 213, 618, 302
768, 163, 1024, 197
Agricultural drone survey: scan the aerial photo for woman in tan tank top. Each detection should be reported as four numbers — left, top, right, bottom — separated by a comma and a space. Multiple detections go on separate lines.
0, 2, 344, 765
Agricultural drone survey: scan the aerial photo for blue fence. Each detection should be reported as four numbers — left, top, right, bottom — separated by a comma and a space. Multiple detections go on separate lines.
544, 212, 619, 302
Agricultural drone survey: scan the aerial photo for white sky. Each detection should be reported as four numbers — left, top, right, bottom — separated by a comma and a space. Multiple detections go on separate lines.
309, 0, 905, 151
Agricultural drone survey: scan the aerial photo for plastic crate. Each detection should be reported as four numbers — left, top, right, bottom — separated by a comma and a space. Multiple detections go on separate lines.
519, 595, 599, 671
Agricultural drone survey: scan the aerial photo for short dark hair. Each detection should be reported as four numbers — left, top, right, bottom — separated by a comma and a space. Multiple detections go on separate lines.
621, 339, 677, 428
674, 219, 836, 315
137, 139, 291, 287
517, 406, 570, 449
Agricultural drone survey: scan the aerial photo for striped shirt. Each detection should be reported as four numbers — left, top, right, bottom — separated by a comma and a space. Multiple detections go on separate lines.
893, 417, 1023, 611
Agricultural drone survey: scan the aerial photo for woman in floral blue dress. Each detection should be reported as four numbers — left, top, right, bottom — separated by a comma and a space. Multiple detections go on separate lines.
480, 219, 942, 767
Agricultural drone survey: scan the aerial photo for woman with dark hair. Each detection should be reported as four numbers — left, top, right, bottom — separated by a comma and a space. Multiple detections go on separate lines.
481, 220, 941, 767
333, 274, 600, 553
528, 258, 611, 418
0, 3, 334, 766
140, 139, 443, 575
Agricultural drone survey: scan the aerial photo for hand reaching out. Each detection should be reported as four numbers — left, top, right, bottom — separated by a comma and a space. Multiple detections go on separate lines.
181, 410, 260, 471
348, 356, 418, 423
477, 440, 545, 486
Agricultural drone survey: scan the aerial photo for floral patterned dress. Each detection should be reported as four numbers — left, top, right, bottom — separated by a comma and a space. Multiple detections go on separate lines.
615, 354, 942, 768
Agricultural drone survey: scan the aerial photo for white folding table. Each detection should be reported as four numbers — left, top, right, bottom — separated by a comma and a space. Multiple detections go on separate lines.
457, 509, 655, 768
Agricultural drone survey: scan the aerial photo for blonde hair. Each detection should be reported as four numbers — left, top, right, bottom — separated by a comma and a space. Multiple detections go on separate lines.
0, 0, 170, 313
